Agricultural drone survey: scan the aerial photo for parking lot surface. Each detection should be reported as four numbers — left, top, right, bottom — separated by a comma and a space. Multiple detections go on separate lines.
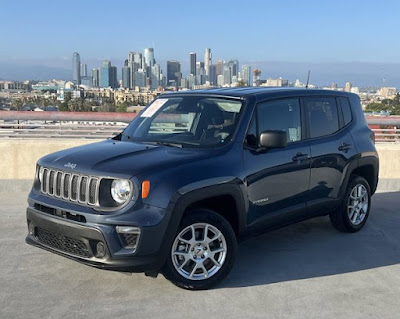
0, 190, 399, 319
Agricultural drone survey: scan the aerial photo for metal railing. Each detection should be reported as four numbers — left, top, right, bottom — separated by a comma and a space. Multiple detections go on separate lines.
0, 111, 400, 142
0, 111, 133, 139
373, 128, 400, 143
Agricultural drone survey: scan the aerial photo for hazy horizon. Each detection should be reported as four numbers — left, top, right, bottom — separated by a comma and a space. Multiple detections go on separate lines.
1, 57, 399, 88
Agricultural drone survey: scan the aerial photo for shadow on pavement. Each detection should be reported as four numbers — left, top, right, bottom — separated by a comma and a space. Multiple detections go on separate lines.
221, 191, 400, 288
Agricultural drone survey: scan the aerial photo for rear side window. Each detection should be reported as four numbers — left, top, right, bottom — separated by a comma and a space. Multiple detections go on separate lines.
257, 98, 302, 143
305, 97, 339, 138
340, 97, 353, 126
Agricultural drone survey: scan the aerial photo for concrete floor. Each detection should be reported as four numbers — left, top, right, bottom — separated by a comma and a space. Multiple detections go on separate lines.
0, 190, 399, 319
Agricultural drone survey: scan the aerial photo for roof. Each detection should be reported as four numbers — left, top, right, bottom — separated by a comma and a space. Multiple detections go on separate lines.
160, 87, 355, 100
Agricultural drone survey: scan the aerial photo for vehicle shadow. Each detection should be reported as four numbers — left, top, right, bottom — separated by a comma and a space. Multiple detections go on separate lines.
220, 191, 400, 289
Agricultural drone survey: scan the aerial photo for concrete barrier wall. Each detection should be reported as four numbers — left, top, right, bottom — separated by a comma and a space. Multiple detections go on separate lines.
0, 139, 399, 192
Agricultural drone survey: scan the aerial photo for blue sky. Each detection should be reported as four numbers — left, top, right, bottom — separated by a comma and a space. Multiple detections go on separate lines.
1, 0, 399, 64
1, 0, 400, 86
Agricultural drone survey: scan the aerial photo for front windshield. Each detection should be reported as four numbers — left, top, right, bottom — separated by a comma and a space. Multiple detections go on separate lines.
121, 96, 244, 148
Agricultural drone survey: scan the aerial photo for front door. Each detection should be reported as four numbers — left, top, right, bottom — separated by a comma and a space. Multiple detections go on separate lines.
243, 98, 311, 228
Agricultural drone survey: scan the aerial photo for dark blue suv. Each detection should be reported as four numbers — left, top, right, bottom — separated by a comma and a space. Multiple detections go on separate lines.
26, 88, 379, 290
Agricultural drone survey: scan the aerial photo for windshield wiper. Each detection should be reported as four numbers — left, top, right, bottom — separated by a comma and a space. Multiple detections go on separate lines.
145, 141, 183, 148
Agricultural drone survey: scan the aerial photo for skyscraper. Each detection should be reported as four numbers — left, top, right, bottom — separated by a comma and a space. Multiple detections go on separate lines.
223, 66, 231, 85
80, 63, 87, 77
128, 52, 143, 88
241, 65, 252, 86
204, 48, 212, 79
122, 66, 131, 89
216, 60, 223, 77
190, 52, 196, 76
151, 64, 161, 89
72, 52, 81, 85
167, 60, 181, 87
91, 68, 100, 87
100, 60, 118, 88
144, 48, 155, 68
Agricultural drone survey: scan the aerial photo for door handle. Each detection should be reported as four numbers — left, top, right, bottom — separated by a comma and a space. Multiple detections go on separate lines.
292, 152, 310, 162
338, 143, 352, 152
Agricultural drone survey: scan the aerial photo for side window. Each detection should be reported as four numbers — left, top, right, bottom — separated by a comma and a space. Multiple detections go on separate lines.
340, 97, 353, 126
257, 98, 302, 143
305, 97, 339, 138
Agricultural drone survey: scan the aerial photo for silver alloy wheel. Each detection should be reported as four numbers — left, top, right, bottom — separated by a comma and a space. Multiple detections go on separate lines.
347, 184, 369, 226
171, 223, 227, 281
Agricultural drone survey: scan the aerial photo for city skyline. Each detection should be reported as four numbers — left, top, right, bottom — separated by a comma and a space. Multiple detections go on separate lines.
2, 47, 400, 89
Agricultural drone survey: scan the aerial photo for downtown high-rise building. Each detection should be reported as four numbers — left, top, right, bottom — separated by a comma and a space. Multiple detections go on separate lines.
100, 60, 118, 88
167, 60, 181, 87
223, 66, 231, 85
80, 63, 87, 77
216, 60, 223, 77
128, 52, 143, 88
91, 68, 100, 87
195, 61, 205, 85
144, 48, 155, 69
190, 52, 196, 76
122, 66, 130, 89
241, 65, 252, 86
204, 48, 212, 81
72, 52, 81, 85
151, 64, 161, 89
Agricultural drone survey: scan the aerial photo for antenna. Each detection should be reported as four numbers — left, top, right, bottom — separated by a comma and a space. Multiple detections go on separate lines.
305, 70, 311, 89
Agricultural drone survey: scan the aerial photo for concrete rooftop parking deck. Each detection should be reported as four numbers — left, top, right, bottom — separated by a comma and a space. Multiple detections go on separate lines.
0, 189, 399, 319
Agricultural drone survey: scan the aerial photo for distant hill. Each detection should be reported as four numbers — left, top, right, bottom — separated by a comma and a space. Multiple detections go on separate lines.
0, 62, 71, 81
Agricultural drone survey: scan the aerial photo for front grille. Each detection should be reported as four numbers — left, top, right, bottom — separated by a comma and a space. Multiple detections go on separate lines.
35, 227, 90, 258
40, 167, 99, 206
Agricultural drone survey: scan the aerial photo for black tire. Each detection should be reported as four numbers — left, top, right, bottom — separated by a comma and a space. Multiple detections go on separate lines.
329, 175, 371, 233
163, 209, 237, 290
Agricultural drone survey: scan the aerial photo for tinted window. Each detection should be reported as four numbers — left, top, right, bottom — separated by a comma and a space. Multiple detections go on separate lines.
340, 97, 352, 126
257, 98, 302, 143
305, 97, 339, 138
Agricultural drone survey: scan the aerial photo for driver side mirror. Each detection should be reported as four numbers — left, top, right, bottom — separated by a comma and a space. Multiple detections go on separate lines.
259, 130, 287, 149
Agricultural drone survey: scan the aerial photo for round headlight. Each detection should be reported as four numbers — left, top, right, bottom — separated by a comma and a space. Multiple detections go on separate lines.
111, 179, 132, 204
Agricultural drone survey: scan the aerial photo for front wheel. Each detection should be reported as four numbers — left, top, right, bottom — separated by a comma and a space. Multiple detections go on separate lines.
163, 209, 237, 290
330, 175, 371, 233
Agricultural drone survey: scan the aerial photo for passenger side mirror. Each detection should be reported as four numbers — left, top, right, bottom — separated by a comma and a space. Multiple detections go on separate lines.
259, 130, 287, 149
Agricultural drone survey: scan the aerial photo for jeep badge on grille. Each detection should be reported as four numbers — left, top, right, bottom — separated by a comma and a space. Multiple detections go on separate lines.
64, 162, 77, 169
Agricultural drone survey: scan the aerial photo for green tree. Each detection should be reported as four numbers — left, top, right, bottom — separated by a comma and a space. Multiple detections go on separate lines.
64, 91, 72, 104
116, 101, 127, 113
12, 99, 23, 111
365, 96, 400, 115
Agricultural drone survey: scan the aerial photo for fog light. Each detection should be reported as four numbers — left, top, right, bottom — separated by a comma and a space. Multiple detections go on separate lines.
96, 242, 106, 258
116, 226, 140, 250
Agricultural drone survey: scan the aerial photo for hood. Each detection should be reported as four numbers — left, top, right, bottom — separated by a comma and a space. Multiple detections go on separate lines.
38, 139, 212, 178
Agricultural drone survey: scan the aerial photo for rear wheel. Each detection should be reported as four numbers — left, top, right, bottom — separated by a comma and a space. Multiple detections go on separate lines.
330, 175, 371, 232
163, 209, 237, 290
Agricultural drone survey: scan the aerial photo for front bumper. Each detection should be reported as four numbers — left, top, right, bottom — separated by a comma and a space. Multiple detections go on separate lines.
26, 195, 171, 272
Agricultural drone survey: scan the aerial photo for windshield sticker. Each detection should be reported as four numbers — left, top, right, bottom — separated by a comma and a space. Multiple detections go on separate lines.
141, 99, 168, 117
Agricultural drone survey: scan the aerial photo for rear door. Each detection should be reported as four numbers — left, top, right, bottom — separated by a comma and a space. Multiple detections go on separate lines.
304, 96, 357, 210
243, 98, 311, 227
